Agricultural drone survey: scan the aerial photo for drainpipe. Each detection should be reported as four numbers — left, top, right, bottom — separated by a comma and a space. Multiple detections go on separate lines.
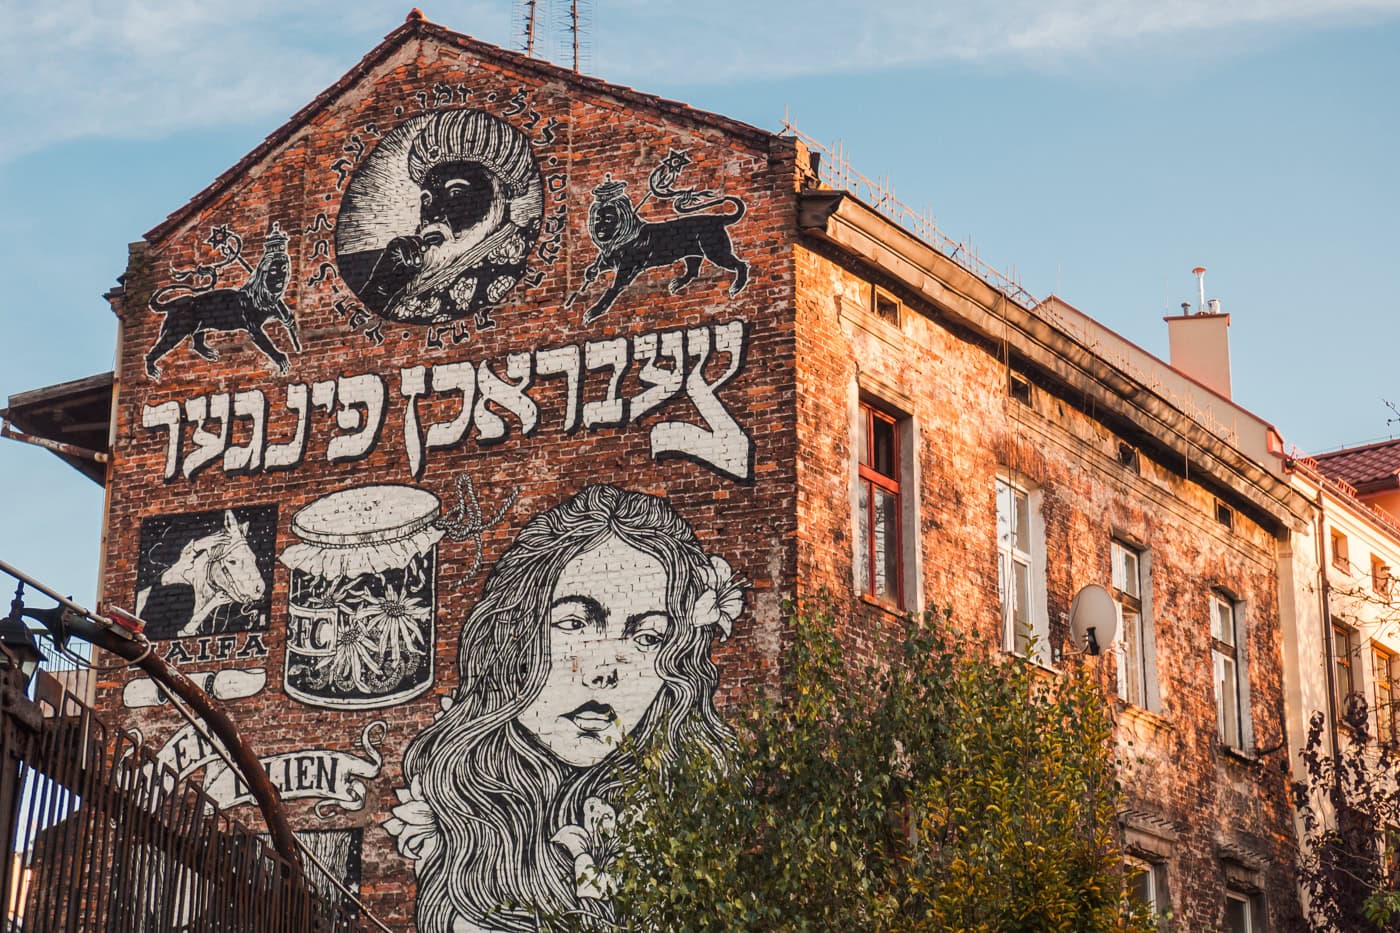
1314, 488, 1344, 801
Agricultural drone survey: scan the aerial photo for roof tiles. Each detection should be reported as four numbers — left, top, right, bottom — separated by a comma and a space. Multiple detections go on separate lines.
1312, 438, 1400, 492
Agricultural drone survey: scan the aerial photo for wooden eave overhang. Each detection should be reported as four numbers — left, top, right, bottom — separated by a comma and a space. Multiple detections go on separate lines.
144, 14, 774, 246
2, 372, 114, 486
798, 190, 1312, 535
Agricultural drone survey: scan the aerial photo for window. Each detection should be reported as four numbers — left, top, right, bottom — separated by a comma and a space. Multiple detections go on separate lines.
1384, 823, 1400, 888
1334, 622, 1359, 719
1212, 594, 1248, 749
1113, 540, 1157, 710
1117, 441, 1140, 473
1008, 372, 1033, 407
1225, 890, 1263, 933
857, 401, 903, 607
1374, 555, 1392, 597
1332, 529, 1351, 573
1376, 644, 1398, 745
1215, 499, 1234, 530
871, 286, 902, 326
1128, 859, 1169, 928
997, 475, 1047, 662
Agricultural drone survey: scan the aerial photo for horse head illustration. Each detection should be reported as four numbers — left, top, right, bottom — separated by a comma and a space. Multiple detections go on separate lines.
161, 511, 265, 637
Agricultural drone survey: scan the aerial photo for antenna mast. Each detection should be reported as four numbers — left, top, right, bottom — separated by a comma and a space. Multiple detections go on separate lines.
518, 0, 539, 57
515, 0, 590, 71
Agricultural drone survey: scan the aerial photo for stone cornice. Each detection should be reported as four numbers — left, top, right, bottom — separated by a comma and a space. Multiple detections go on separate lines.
798, 190, 1312, 535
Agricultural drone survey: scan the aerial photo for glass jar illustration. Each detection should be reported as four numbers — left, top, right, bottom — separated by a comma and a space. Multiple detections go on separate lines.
279, 485, 442, 709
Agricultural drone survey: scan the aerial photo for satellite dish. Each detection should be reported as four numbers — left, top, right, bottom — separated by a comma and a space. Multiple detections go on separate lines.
1069, 584, 1118, 656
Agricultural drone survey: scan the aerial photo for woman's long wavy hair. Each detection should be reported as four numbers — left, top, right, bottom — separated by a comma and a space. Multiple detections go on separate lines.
401, 485, 736, 932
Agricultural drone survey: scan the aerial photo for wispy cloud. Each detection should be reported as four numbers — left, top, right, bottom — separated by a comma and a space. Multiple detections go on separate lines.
592, 0, 1400, 80
0, 1, 506, 161
1, 0, 1397, 160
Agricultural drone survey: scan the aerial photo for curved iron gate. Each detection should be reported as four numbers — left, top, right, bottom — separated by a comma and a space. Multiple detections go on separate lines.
0, 666, 359, 931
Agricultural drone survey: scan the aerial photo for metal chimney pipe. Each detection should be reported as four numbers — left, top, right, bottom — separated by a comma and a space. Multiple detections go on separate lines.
1192, 266, 1207, 314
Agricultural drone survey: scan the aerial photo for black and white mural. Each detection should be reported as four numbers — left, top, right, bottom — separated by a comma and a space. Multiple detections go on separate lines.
123, 667, 266, 709
145, 223, 301, 379
285, 829, 364, 919
140, 318, 755, 484
135, 507, 277, 640
150, 720, 386, 815
335, 109, 544, 328
568, 149, 749, 323
386, 485, 743, 932
280, 485, 442, 709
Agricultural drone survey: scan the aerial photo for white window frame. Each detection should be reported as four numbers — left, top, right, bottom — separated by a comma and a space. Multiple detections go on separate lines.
1375, 642, 1398, 746
1332, 528, 1351, 574
1211, 593, 1252, 751
856, 400, 905, 608
1113, 540, 1158, 711
1127, 857, 1169, 927
996, 475, 1048, 665
1333, 621, 1360, 722
1225, 889, 1263, 932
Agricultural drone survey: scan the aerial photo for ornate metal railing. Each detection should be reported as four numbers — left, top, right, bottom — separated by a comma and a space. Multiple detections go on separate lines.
0, 663, 358, 931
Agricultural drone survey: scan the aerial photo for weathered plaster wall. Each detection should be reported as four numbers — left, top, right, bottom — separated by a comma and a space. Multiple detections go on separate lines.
794, 240, 1303, 930
1281, 469, 1400, 924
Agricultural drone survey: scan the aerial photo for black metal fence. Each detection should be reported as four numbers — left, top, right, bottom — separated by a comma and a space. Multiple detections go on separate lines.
0, 665, 359, 931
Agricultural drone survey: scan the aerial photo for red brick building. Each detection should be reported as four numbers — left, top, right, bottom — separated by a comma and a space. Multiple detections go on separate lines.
63, 12, 1313, 930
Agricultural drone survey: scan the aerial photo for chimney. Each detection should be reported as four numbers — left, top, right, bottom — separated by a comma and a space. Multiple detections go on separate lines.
1164, 266, 1232, 399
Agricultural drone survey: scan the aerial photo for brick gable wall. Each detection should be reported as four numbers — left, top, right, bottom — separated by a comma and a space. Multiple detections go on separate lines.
101, 31, 800, 929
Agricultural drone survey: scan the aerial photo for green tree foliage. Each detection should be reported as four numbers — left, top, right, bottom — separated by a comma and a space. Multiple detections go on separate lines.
565, 602, 1154, 932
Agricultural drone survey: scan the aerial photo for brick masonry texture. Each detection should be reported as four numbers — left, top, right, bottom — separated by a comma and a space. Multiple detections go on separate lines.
93, 18, 1302, 932
793, 242, 1301, 929
102, 25, 799, 930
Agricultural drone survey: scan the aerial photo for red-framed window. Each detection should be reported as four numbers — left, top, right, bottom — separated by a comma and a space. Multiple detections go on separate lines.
857, 401, 903, 607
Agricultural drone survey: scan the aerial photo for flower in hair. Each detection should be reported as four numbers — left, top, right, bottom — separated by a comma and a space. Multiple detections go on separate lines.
384, 777, 440, 865
551, 797, 619, 902
693, 555, 745, 640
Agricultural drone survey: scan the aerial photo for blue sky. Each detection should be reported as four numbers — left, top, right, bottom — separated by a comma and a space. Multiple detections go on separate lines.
2, 0, 1398, 605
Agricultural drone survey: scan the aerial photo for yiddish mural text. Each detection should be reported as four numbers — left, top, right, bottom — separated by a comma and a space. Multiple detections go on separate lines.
141, 318, 754, 483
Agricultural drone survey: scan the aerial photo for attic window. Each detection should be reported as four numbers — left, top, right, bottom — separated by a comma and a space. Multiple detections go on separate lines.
1215, 499, 1234, 531
872, 287, 902, 327
1117, 442, 1140, 473
1331, 530, 1351, 574
1009, 373, 1033, 407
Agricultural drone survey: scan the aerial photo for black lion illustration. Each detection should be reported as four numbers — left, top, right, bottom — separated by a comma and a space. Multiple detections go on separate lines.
568, 152, 749, 323
145, 224, 302, 379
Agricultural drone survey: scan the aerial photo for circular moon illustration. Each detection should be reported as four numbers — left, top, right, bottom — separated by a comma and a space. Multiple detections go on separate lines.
335, 109, 543, 326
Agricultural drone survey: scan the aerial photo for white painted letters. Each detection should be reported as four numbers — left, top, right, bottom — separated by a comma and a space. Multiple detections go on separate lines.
139, 318, 753, 482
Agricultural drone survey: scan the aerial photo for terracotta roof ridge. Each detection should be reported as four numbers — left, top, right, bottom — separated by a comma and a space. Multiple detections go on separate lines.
1312, 435, 1400, 461
145, 15, 774, 245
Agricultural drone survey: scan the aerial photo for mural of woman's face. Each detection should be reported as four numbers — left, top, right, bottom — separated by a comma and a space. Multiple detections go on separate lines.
517, 535, 670, 768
